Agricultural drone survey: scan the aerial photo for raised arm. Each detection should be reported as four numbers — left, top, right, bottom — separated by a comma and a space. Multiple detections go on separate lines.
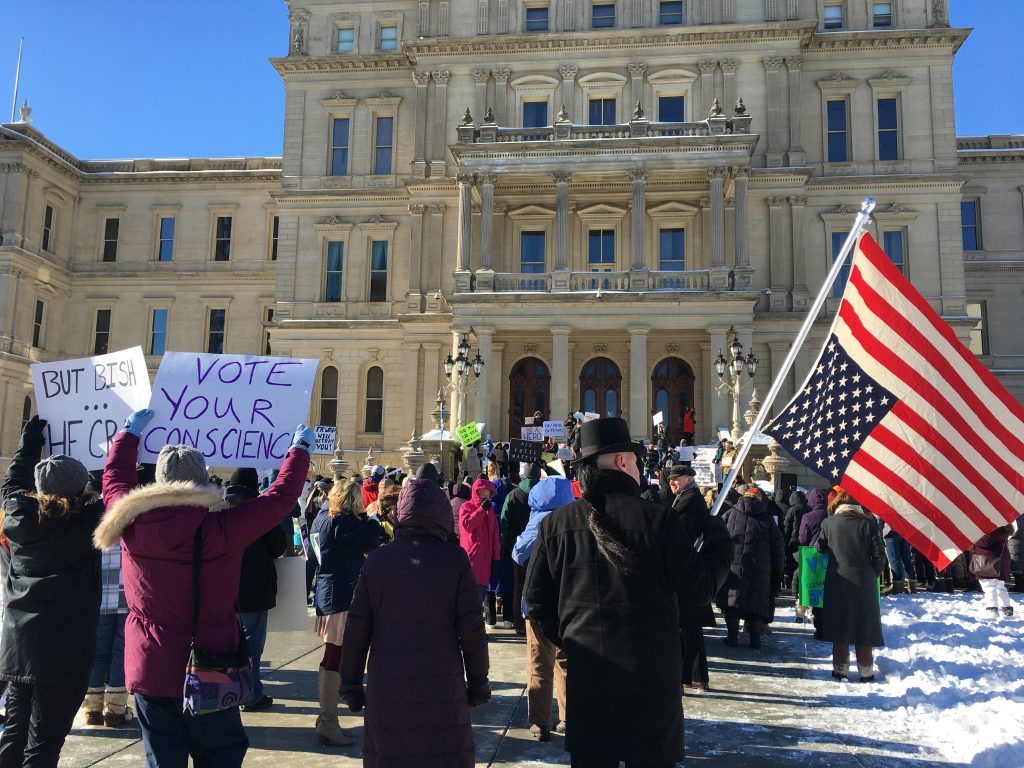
2, 416, 45, 503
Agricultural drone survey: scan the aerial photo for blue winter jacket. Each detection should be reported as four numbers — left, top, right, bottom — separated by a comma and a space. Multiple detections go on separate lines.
312, 511, 381, 616
512, 477, 576, 567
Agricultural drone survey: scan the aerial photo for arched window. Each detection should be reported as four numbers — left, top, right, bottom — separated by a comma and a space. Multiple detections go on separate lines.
319, 367, 338, 426
364, 366, 384, 433
651, 357, 694, 444
579, 357, 621, 418
508, 357, 551, 436
21, 396, 32, 431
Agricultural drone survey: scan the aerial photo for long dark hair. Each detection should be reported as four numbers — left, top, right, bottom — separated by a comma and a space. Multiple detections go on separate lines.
576, 462, 637, 574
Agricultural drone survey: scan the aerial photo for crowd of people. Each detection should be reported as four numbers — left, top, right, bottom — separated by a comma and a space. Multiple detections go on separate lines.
0, 409, 1019, 766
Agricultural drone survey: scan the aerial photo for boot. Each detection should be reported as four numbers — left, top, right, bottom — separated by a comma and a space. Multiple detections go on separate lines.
1002, 606, 1014, 617
905, 580, 917, 594
857, 664, 875, 683
499, 591, 515, 628
315, 668, 353, 747
943, 578, 956, 594
723, 615, 739, 647
81, 689, 104, 726
884, 580, 904, 596
485, 592, 497, 626
103, 688, 133, 727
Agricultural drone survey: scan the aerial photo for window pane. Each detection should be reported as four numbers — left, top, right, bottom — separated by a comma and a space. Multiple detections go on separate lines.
659, 228, 685, 270
824, 4, 843, 28
658, 96, 684, 123
588, 98, 615, 125
367, 366, 384, 398
659, 0, 683, 24
32, 301, 43, 348
150, 308, 168, 356
331, 118, 350, 176
102, 218, 119, 262
583, 389, 596, 414
159, 216, 175, 261
207, 309, 226, 354
326, 242, 344, 302
374, 117, 393, 174
592, 3, 615, 27
42, 206, 53, 251
589, 230, 615, 265
873, 2, 892, 26
94, 309, 111, 356
526, 6, 549, 30
337, 27, 355, 51
961, 201, 980, 251
321, 368, 338, 426
877, 98, 899, 161
270, 216, 279, 261
832, 232, 851, 298
605, 389, 618, 417
877, 98, 898, 130
883, 230, 904, 273
380, 25, 398, 49
370, 241, 388, 302
521, 232, 546, 273
523, 101, 548, 128
826, 100, 847, 163
214, 216, 232, 261
365, 367, 384, 432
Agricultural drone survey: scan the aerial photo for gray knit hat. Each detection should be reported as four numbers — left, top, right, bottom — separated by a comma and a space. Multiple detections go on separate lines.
34, 455, 89, 498
156, 445, 209, 486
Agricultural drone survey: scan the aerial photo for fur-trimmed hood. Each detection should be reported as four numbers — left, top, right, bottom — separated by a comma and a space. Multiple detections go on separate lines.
94, 482, 226, 550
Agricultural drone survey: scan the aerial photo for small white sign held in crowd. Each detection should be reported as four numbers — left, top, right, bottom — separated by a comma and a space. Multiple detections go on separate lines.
584, 412, 600, 422
31, 347, 152, 470
140, 352, 319, 468
653, 411, 664, 426
313, 426, 337, 456
542, 420, 565, 438
521, 426, 544, 442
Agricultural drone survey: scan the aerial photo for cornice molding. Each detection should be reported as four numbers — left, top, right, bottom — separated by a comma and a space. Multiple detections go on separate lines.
271, 54, 411, 75
805, 27, 970, 54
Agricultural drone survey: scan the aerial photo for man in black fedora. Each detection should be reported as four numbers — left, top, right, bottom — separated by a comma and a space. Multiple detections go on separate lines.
524, 417, 732, 768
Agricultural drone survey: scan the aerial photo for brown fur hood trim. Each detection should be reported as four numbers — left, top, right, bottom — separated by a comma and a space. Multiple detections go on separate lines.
94, 482, 227, 550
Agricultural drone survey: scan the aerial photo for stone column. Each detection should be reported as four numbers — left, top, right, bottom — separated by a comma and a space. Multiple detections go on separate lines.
412, 71, 431, 177
768, 341, 793, 416
553, 171, 572, 290
733, 167, 749, 267
430, 70, 451, 177
721, 58, 739, 114
477, 173, 496, 290
474, 328, 494, 428
768, 196, 788, 310
402, 342, 421, 439
628, 168, 648, 289
455, 176, 474, 292
708, 167, 730, 290
763, 57, 785, 167
493, 68, 510, 124
628, 328, 649, 440
707, 327, 729, 436
786, 56, 805, 166
559, 65, 578, 121
472, 70, 491, 123
425, 204, 445, 309
698, 60, 717, 114
626, 62, 647, 113
551, 327, 571, 419
422, 342, 442, 434
789, 195, 809, 310
408, 204, 426, 309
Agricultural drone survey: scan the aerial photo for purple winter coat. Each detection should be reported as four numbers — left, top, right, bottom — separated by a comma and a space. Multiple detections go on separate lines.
798, 488, 830, 547
972, 526, 1012, 584
95, 432, 309, 698
341, 479, 489, 768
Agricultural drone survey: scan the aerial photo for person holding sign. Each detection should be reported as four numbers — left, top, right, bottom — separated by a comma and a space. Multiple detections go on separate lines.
0, 416, 104, 766
816, 489, 887, 683
94, 409, 313, 767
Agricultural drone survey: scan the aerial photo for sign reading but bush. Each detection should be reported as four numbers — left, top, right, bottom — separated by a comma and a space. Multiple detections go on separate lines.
140, 352, 318, 467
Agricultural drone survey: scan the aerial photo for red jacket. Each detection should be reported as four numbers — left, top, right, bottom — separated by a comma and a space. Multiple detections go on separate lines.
458, 478, 499, 586
96, 433, 309, 698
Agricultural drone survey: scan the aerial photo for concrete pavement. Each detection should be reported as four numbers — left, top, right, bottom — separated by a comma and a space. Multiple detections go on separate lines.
57, 598, 959, 766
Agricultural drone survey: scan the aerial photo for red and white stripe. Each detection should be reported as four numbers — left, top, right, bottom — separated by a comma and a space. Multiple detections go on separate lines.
831, 233, 1024, 569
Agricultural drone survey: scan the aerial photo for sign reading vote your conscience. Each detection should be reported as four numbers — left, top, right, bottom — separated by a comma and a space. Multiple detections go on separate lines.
31, 347, 152, 471
799, 546, 829, 608
314, 426, 337, 456
140, 352, 318, 467
456, 422, 482, 447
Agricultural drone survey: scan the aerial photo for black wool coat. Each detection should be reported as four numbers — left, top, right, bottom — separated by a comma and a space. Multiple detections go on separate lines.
524, 470, 731, 763
672, 484, 723, 628
0, 425, 102, 688
716, 494, 785, 622
816, 506, 886, 647
230, 486, 291, 613
782, 491, 809, 550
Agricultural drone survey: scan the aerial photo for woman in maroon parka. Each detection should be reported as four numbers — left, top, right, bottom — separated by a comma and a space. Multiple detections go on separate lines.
339, 478, 490, 768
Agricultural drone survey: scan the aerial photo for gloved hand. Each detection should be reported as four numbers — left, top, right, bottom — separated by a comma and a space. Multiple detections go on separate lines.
481, 499, 492, 510
466, 681, 491, 707
123, 409, 154, 437
291, 424, 316, 453
340, 684, 366, 712
22, 415, 47, 437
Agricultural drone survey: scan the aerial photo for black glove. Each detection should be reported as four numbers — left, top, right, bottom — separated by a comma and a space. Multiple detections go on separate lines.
340, 684, 366, 712
22, 415, 46, 437
467, 682, 491, 707
481, 499, 491, 510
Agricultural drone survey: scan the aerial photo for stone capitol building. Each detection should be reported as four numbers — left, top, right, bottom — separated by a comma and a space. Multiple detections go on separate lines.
0, 0, 1021, 474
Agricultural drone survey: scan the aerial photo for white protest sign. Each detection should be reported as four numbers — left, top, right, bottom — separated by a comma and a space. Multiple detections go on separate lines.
31, 347, 152, 471
653, 411, 664, 426
692, 446, 722, 488
521, 426, 544, 442
140, 352, 318, 468
314, 426, 337, 456
542, 420, 565, 438
584, 412, 600, 422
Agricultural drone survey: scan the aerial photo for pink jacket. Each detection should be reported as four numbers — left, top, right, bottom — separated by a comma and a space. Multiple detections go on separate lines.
95, 432, 309, 698
458, 478, 500, 586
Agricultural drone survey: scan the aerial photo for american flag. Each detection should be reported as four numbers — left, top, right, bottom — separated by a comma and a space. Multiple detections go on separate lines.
765, 232, 1024, 569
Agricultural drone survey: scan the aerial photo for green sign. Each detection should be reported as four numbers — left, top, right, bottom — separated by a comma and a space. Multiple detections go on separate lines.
799, 546, 828, 608
456, 422, 482, 447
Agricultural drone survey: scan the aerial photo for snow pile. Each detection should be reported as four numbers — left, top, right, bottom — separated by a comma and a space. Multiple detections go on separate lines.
873, 592, 1024, 767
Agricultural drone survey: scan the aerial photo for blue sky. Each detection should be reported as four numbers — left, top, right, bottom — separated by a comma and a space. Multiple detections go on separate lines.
0, 0, 1019, 159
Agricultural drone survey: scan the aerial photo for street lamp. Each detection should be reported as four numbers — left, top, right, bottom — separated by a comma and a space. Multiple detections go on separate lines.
713, 327, 759, 443
444, 332, 486, 428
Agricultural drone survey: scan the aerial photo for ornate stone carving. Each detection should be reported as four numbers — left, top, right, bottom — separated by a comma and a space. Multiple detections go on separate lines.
559, 65, 578, 80
697, 59, 717, 74
767, 196, 787, 207
707, 166, 728, 180
492, 67, 511, 82
318, 215, 346, 225
593, 344, 607, 353
428, 204, 446, 214
667, 343, 680, 353
932, 0, 948, 27
708, 97, 724, 117
626, 62, 647, 76
456, 173, 475, 183
408, 204, 426, 214
632, 101, 645, 120
524, 343, 537, 352
471, 203, 481, 214
825, 204, 859, 215
628, 168, 648, 182
874, 69, 908, 82
412, 71, 432, 86
461, 107, 474, 124
762, 56, 784, 71
788, 195, 807, 206
785, 56, 803, 70
432, 70, 451, 84
734, 97, 747, 115
720, 58, 739, 73
494, 202, 508, 213
553, 170, 572, 183
732, 166, 750, 178
478, 172, 498, 185
472, 69, 491, 83
365, 214, 391, 224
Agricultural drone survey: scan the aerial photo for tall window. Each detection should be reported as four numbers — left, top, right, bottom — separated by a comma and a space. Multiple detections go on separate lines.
102, 218, 120, 262
826, 99, 848, 163
270, 216, 280, 261
373, 117, 394, 175
659, 229, 685, 271
379, 24, 398, 50
526, 6, 550, 31
877, 98, 899, 161
331, 118, 350, 176
32, 300, 44, 348
94, 309, 111, 355
158, 216, 175, 261
214, 216, 232, 261
337, 26, 355, 52
966, 301, 988, 356
659, 0, 683, 24
207, 309, 226, 354
21, 396, 32, 431
592, 3, 615, 27
320, 367, 339, 426
823, 2, 843, 29
364, 366, 384, 433
325, 242, 344, 302
873, 2, 892, 27
42, 205, 54, 252
521, 232, 546, 273
523, 101, 548, 128
658, 96, 685, 123
832, 232, 851, 298
961, 200, 982, 251
264, 308, 274, 355
588, 98, 616, 126
150, 308, 168, 356
369, 241, 388, 302
882, 230, 905, 273
588, 230, 615, 270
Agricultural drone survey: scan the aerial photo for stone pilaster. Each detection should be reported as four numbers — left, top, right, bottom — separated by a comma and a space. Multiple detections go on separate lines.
553, 171, 572, 290
763, 57, 785, 167
698, 59, 717, 116
708, 167, 730, 290
411, 72, 431, 177
474, 328, 494, 427
430, 70, 451, 177
493, 68, 510, 124
721, 58, 739, 114
768, 196, 789, 311
628, 327, 649, 440
626, 62, 647, 113
407, 204, 426, 310
402, 342, 421, 439
789, 196, 809, 310
551, 327, 571, 419
786, 57, 805, 166
477, 173, 496, 290
422, 343, 442, 434
559, 65, 578, 121
629, 168, 648, 285
455, 175, 474, 292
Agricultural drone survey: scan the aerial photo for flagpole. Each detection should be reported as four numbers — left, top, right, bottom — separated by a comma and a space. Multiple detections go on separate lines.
709, 197, 877, 518
10, 37, 24, 124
